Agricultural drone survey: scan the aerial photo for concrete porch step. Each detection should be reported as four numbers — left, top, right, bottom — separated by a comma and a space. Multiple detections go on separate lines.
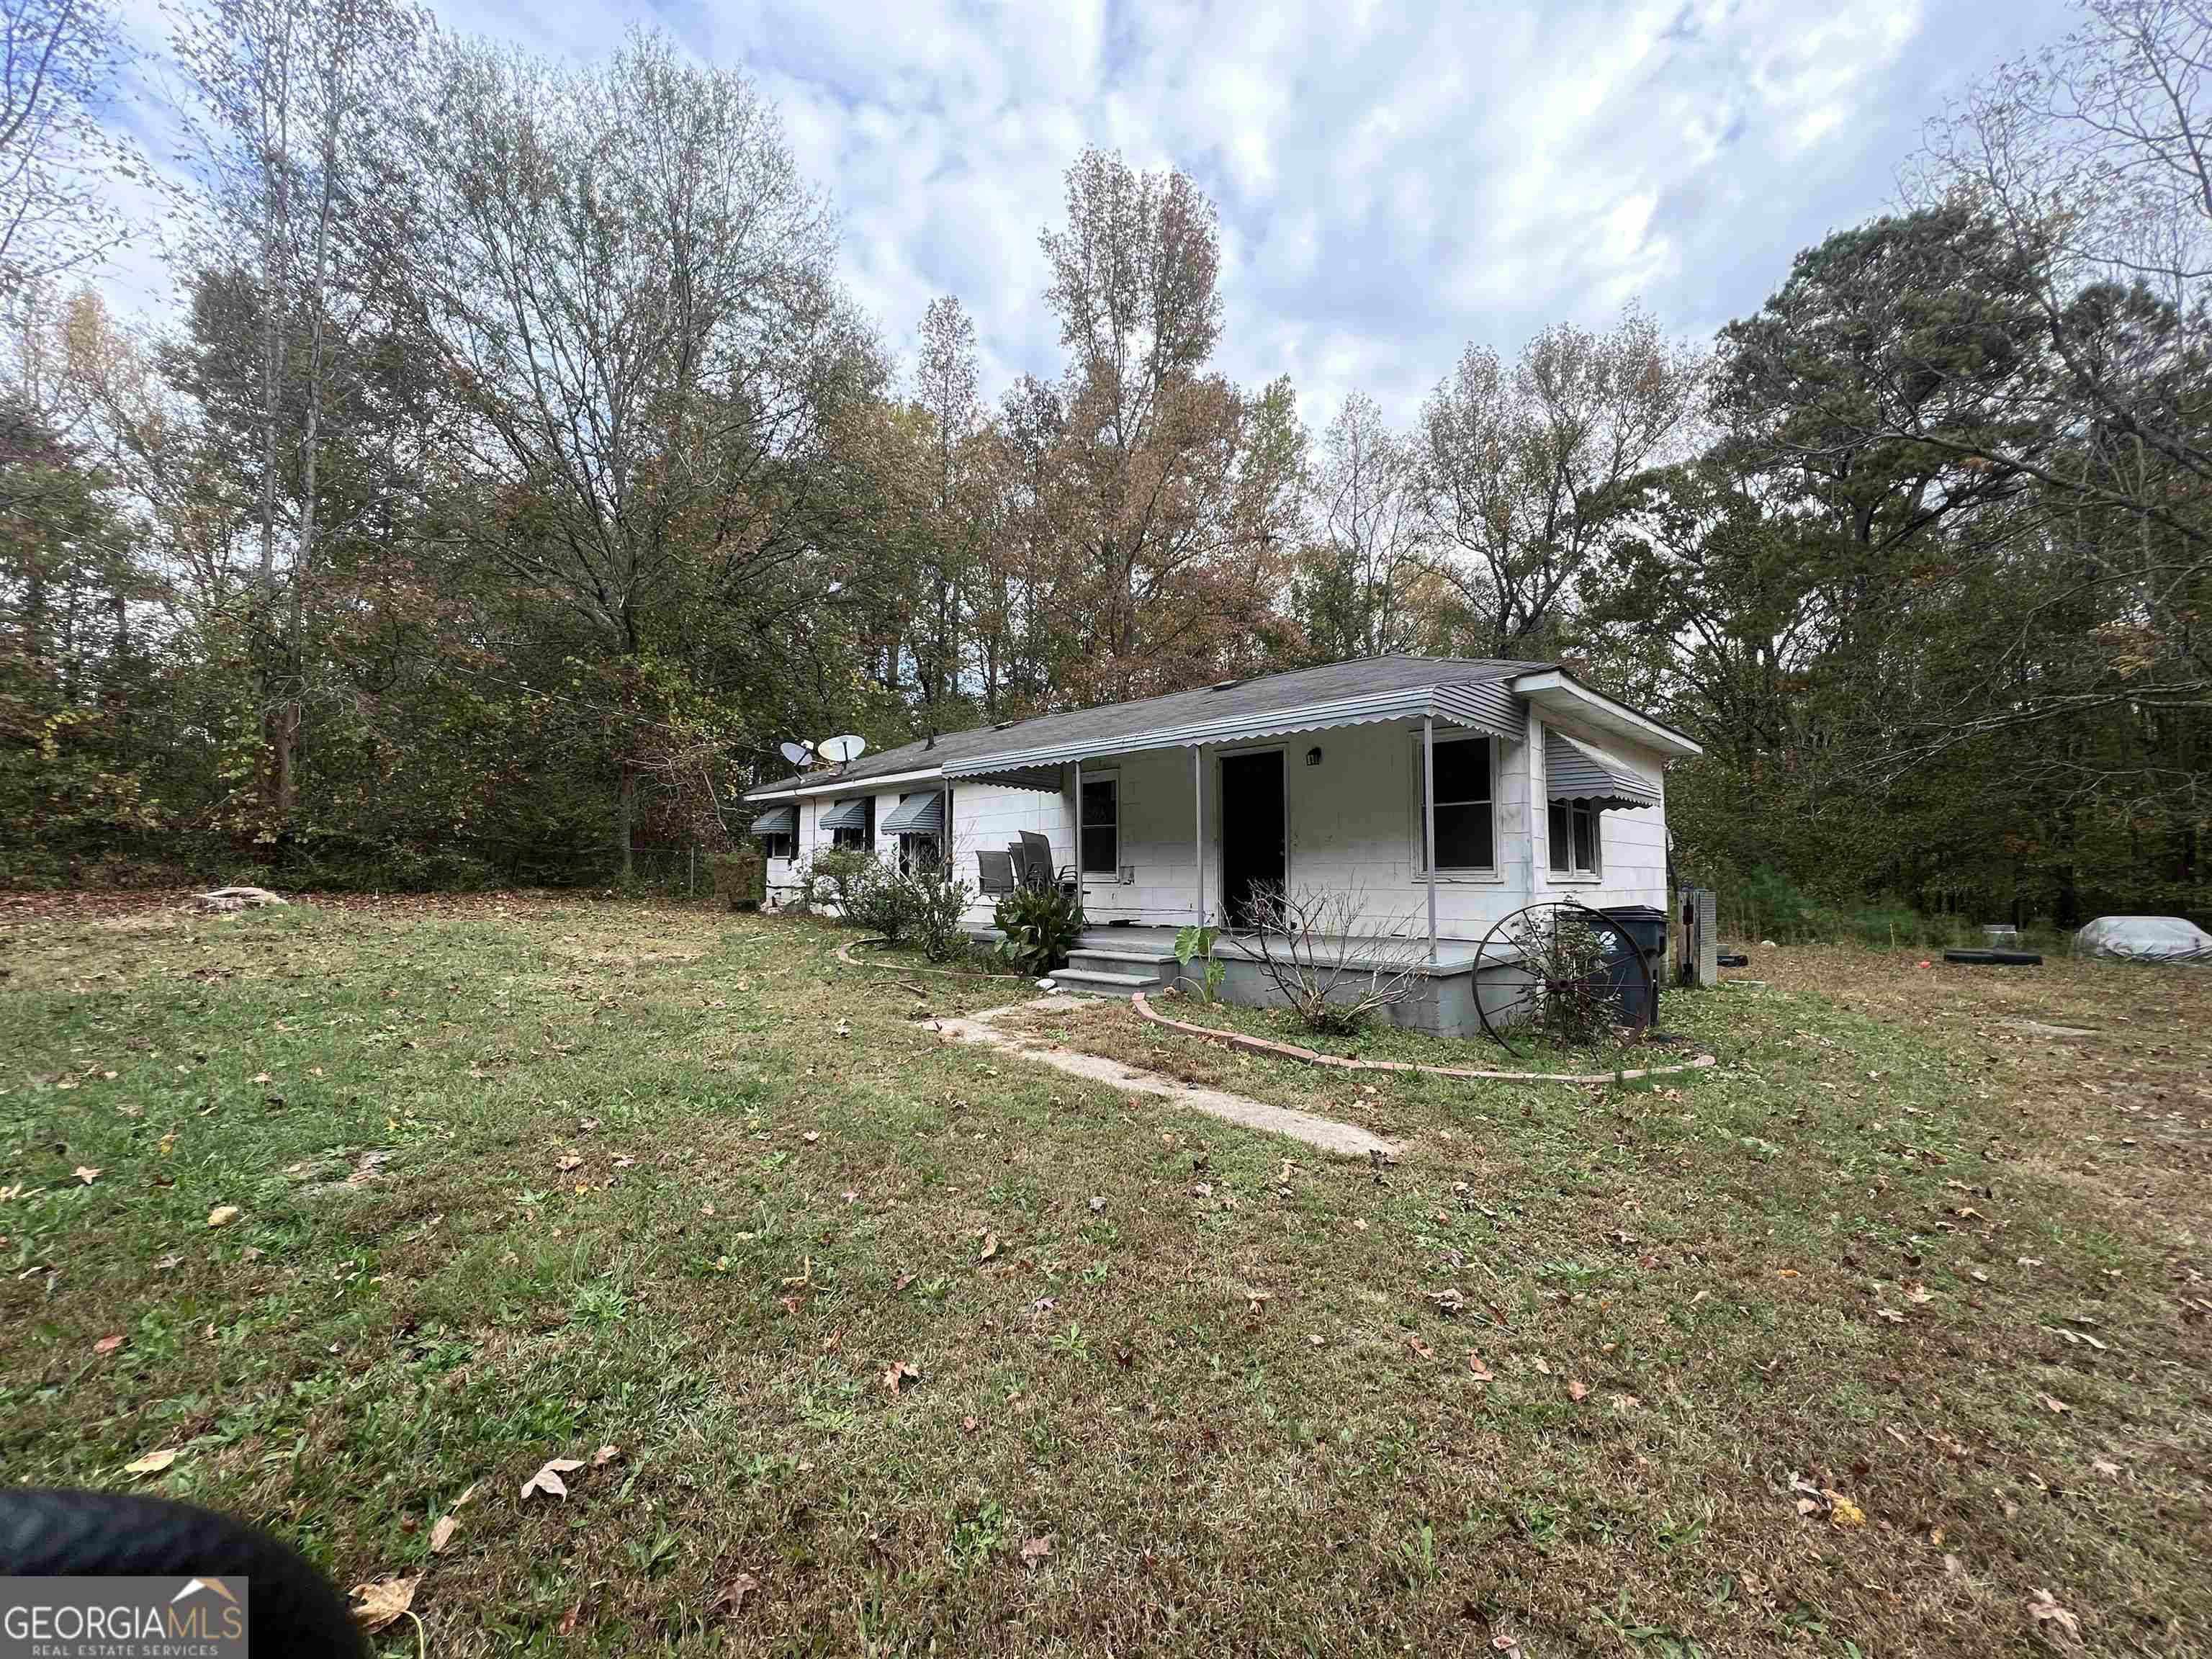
1067, 946, 1179, 967
1051, 966, 1160, 997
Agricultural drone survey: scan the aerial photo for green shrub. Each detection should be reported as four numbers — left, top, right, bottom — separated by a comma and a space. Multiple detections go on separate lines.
993, 884, 1084, 976
708, 844, 765, 911
907, 863, 976, 963
808, 846, 878, 915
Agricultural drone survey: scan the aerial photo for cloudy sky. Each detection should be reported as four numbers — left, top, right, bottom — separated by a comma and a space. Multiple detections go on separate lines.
102, 0, 2078, 426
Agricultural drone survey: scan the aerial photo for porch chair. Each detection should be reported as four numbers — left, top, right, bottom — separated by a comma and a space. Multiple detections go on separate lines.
1015, 831, 1057, 890
976, 848, 1017, 896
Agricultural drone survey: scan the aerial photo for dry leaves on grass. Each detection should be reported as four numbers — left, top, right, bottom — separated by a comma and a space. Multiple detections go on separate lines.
349, 1575, 420, 1632
979, 1231, 999, 1263
1566, 1378, 1589, 1403
428, 1515, 458, 1554
73, 1166, 101, 1184
883, 1359, 920, 1395
1406, 1335, 1435, 1362
206, 1205, 240, 1228
2036, 1392, 2074, 1416
520, 1456, 585, 1499
2026, 1588, 2081, 1643
1020, 1536, 1053, 1565
123, 1448, 177, 1475
1465, 1350, 1493, 1382
93, 1334, 125, 1354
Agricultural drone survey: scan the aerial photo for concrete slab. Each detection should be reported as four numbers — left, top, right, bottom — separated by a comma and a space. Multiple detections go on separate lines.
931, 996, 1398, 1160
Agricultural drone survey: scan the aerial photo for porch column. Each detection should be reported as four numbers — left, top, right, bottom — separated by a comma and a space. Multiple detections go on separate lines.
1422, 714, 1438, 961
1192, 745, 1205, 925
1073, 757, 1083, 899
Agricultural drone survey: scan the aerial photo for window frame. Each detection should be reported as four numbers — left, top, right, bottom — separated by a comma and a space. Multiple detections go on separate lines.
828, 796, 875, 853
1547, 797, 1601, 879
1410, 732, 1499, 878
760, 830, 795, 862
1079, 769, 1120, 877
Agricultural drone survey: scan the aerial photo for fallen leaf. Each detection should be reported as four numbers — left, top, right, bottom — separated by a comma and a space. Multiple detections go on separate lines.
1532, 1357, 1551, 1375
1773, 1267, 1799, 1279
883, 1359, 920, 1395
454, 1482, 480, 1508
591, 1444, 619, 1466
2036, 1392, 2074, 1416
1020, 1535, 1053, 1564
557, 1152, 583, 1172
1876, 1308, 1906, 1323
710, 1573, 760, 1619
2026, 1588, 2080, 1641
1827, 1492, 1866, 1529
1466, 1349, 1493, 1381
1308, 1333, 1326, 1346
73, 1166, 100, 1185
94, 1333, 125, 1355
350, 1575, 420, 1633
2090, 1457, 2120, 1480
979, 1232, 1000, 1263
520, 1456, 585, 1499
124, 1448, 177, 1475
1406, 1335, 1435, 1361
557, 1601, 581, 1636
1566, 1378, 1589, 1402
1905, 1282, 1934, 1305
428, 1515, 457, 1553
961, 1415, 979, 1434
207, 1205, 240, 1228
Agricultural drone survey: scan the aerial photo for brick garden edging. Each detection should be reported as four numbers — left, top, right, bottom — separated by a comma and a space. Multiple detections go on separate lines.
1128, 992, 1718, 1086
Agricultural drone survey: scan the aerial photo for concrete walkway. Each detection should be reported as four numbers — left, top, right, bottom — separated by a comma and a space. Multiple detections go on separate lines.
931, 995, 1398, 1160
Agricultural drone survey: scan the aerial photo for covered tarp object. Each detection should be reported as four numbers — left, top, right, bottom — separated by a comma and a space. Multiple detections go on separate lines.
2072, 915, 2212, 962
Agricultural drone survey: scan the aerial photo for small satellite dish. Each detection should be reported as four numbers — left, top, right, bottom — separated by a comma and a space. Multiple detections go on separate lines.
819, 734, 866, 765
778, 739, 815, 767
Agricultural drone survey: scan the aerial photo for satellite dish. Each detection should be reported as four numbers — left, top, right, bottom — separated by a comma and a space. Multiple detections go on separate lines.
779, 739, 815, 767
819, 734, 866, 765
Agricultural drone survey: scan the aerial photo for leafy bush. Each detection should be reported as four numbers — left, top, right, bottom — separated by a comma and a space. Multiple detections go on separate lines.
708, 844, 765, 911
808, 846, 880, 915
907, 863, 976, 963
830, 855, 922, 942
992, 884, 1084, 976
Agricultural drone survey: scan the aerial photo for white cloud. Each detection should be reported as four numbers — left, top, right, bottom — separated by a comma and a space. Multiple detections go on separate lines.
81, 0, 2075, 429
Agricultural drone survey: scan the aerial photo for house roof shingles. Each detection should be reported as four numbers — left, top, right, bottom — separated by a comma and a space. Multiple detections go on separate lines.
743, 654, 1639, 801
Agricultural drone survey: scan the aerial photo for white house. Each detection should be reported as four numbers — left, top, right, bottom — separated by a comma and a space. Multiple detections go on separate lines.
741, 655, 1701, 1036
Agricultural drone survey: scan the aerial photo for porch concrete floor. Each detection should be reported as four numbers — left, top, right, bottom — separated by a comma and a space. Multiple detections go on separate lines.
975, 925, 1497, 975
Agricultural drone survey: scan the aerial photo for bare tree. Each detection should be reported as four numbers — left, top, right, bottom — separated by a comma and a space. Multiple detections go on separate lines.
1416, 307, 1701, 658
0, 0, 135, 304
1241, 885, 1425, 1034
1299, 392, 1425, 659
1895, 0, 2211, 781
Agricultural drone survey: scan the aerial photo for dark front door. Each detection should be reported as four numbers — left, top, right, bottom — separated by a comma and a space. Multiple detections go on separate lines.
1218, 749, 1285, 928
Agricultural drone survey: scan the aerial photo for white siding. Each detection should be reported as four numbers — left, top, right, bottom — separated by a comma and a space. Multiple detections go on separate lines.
791, 705, 1676, 935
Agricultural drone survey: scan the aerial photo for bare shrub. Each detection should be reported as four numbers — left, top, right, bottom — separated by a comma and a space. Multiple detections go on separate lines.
1242, 886, 1426, 1034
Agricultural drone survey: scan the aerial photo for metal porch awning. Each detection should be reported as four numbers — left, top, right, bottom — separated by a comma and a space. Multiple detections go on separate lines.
880, 791, 944, 836
748, 804, 797, 837
1545, 729, 1660, 809
819, 797, 871, 832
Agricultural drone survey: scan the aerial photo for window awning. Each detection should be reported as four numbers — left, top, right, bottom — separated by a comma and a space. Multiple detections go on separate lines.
819, 797, 871, 832
880, 791, 943, 836
749, 804, 796, 837
1546, 729, 1660, 809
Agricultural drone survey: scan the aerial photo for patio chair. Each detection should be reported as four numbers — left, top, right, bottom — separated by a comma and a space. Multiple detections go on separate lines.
1015, 831, 1056, 890
976, 848, 1017, 896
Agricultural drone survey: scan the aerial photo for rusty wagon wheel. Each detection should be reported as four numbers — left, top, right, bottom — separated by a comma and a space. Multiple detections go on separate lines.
1471, 901, 1653, 1058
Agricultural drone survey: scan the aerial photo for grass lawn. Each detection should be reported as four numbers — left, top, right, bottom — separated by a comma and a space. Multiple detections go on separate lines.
2, 894, 2208, 1656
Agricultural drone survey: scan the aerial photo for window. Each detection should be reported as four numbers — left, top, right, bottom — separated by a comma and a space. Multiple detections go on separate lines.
1548, 799, 1599, 876
1416, 735, 1494, 873
830, 797, 874, 851
899, 834, 939, 873
761, 831, 794, 861
1080, 773, 1119, 875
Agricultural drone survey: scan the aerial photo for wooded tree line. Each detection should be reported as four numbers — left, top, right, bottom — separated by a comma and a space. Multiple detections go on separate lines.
2, 0, 2204, 922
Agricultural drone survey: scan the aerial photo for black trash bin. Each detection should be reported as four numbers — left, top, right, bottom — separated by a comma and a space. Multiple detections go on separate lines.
1599, 904, 1669, 1028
